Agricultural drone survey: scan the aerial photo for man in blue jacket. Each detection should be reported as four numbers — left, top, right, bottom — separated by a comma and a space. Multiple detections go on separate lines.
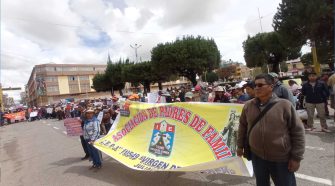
301, 72, 330, 132
83, 108, 102, 169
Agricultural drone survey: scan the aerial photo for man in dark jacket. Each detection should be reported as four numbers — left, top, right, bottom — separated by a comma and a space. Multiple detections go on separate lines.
301, 72, 330, 132
269, 72, 296, 108
237, 73, 305, 186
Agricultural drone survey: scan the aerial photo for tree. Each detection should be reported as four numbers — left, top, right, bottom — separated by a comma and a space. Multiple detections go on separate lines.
300, 52, 313, 66
242, 32, 300, 74
216, 66, 236, 81
150, 43, 177, 90
151, 36, 221, 86
273, 0, 334, 68
123, 61, 153, 93
104, 59, 128, 96
279, 61, 288, 72
201, 71, 218, 84
92, 73, 109, 92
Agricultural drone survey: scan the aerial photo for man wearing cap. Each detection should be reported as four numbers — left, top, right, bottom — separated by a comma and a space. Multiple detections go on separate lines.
213, 86, 230, 103
83, 108, 102, 169
234, 87, 250, 103
269, 72, 296, 108
301, 72, 330, 132
185, 92, 194, 102
207, 86, 215, 102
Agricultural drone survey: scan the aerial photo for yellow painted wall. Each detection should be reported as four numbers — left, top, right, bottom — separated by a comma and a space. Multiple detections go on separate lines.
58, 76, 70, 94
78, 78, 81, 93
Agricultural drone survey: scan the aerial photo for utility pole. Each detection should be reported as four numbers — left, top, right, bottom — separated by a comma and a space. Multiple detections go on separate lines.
257, 8, 263, 33
130, 43, 142, 63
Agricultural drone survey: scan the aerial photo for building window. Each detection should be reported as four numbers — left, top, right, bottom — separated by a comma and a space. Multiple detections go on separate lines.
45, 76, 58, 82
96, 67, 106, 72
35, 67, 41, 73
69, 85, 79, 92
63, 67, 77, 71
46, 67, 53, 71
46, 67, 62, 71
78, 67, 91, 71
68, 76, 77, 81
79, 76, 89, 81
80, 84, 90, 92
93, 67, 96, 71
293, 64, 297, 69
47, 86, 59, 93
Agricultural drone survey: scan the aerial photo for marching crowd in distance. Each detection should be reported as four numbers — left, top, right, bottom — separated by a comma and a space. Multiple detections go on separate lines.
1, 70, 334, 133
0, 71, 333, 185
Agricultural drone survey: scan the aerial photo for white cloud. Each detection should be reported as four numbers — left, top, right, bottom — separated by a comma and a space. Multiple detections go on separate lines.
1, 0, 283, 101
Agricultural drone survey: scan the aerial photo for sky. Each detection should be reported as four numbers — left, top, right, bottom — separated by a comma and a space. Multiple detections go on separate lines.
1, 0, 292, 100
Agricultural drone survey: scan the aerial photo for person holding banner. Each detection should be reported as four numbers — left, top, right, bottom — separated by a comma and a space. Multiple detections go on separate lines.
237, 73, 305, 186
78, 106, 90, 160
83, 108, 102, 169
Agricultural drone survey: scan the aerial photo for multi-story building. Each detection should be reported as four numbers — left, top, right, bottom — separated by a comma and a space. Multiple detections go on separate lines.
221, 61, 251, 81
284, 58, 305, 76
27, 63, 109, 106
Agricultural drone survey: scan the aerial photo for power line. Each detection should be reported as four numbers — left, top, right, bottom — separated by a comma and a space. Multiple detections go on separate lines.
3, 15, 266, 37
3, 16, 159, 35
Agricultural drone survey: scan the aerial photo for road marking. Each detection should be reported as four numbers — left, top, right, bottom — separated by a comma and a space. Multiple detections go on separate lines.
305, 146, 325, 151
47, 124, 51, 126
53, 127, 59, 130
62, 131, 67, 135
296, 173, 333, 185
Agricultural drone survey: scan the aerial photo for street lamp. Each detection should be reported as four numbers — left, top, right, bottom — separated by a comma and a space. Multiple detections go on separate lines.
130, 43, 142, 63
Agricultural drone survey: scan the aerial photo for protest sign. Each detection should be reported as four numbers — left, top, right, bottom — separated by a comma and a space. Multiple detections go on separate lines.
4, 111, 26, 121
46, 108, 53, 114
95, 102, 252, 176
29, 111, 38, 118
97, 111, 104, 124
64, 118, 83, 136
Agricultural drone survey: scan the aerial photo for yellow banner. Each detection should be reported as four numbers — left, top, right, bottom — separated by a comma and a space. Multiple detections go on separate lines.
94, 101, 253, 177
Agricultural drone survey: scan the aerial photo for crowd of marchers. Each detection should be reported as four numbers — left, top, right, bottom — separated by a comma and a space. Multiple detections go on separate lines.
0, 71, 333, 186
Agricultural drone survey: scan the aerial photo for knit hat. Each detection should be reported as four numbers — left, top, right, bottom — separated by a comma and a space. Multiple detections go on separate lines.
185, 92, 193, 98
268, 72, 279, 78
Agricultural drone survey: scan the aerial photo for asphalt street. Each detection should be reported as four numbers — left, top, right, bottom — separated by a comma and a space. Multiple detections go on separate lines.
0, 116, 334, 186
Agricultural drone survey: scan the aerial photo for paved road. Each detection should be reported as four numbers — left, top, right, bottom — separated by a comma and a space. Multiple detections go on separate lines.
0, 118, 334, 186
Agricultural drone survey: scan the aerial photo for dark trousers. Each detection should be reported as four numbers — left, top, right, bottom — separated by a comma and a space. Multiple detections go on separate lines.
251, 153, 296, 186
85, 139, 102, 166
80, 135, 89, 156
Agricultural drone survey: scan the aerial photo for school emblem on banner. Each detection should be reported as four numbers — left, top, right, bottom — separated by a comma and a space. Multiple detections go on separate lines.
149, 120, 175, 157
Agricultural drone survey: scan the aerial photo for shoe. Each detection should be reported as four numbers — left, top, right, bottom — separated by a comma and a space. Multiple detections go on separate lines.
305, 127, 316, 131
93, 165, 102, 172
81, 155, 89, 160
89, 165, 97, 170
321, 128, 331, 133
